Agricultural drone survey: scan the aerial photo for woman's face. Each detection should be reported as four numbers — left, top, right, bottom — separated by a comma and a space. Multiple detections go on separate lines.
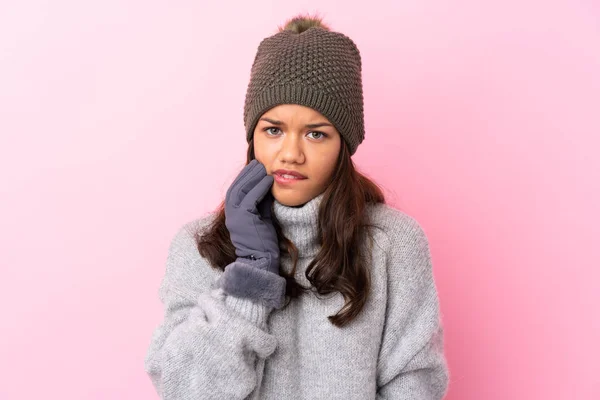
253, 104, 341, 207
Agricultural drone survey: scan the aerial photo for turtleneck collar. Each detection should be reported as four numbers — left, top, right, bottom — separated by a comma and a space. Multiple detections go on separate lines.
273, 192, 324, 259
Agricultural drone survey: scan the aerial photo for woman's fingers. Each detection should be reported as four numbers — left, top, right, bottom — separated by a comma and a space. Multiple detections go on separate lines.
241, 174, 274, 214
226, 160, 257, 202
228, 160, 266, 208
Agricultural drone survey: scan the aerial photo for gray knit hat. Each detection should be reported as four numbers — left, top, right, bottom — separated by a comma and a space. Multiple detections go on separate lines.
243, 18, 365, 155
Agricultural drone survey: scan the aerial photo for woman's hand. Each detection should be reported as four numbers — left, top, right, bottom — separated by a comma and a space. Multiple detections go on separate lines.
225, 159, 280, 274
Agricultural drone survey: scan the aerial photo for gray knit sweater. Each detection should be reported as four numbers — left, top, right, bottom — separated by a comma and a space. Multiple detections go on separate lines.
144, 192, 449, 399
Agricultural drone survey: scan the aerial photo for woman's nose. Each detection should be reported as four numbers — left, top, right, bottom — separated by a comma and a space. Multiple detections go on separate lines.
279, 134, 304, 161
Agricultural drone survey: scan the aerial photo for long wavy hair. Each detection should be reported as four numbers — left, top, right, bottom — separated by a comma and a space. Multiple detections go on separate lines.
195, 136, 386, 327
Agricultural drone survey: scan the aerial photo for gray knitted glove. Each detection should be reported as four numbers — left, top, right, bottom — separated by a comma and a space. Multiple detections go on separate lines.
217, 159, 286, 309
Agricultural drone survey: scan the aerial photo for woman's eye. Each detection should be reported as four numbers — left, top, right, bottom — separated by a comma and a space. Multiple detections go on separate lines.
265, 127, 281, 135
308, 131, 327, 139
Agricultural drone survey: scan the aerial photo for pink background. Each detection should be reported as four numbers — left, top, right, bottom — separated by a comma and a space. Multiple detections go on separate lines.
1, 1, 599, 399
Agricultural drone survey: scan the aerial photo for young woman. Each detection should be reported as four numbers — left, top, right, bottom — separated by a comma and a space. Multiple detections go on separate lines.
144, 15, 450, 399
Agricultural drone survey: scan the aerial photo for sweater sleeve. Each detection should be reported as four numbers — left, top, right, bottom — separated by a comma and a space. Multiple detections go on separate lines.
143, 218, 280, 399
375, 216, 450, 399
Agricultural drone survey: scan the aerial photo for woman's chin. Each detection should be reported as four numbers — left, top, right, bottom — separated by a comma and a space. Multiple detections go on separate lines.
272, 190, 309, 207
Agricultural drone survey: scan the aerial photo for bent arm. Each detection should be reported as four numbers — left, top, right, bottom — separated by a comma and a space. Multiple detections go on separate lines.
143, 218, 282, 399
144, 281, 277, 399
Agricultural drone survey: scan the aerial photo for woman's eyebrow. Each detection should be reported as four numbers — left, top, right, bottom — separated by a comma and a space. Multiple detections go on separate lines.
259, 118, 333, 129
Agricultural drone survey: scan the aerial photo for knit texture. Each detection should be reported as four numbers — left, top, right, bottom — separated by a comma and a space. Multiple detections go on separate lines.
244, 27, 365, 155
144, 193, 450, 399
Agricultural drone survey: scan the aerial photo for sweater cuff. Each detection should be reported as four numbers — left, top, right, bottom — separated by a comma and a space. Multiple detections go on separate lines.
223, 293, 271, 327
217, 260, 287, 309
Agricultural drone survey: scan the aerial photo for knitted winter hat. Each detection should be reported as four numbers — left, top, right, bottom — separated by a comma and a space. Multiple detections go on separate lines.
243, 16, 365, 155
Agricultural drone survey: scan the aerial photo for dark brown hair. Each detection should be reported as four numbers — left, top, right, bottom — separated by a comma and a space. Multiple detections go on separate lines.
195, 137, 386, 327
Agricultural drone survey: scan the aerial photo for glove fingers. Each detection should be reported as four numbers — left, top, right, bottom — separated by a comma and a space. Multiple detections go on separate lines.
229, 160, 266, 207
257, 190, 274, 219
241, 174, 274, 215
226, 159, 258, 203
225, 159, 279, 265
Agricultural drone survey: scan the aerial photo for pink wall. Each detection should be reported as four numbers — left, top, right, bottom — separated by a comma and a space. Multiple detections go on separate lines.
1, 1, 598, 399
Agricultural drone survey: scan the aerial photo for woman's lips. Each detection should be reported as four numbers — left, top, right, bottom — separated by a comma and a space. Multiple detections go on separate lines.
273, 173, 306, 185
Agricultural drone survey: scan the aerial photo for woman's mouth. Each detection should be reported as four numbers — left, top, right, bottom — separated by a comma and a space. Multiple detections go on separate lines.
273, 173, 306, 185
